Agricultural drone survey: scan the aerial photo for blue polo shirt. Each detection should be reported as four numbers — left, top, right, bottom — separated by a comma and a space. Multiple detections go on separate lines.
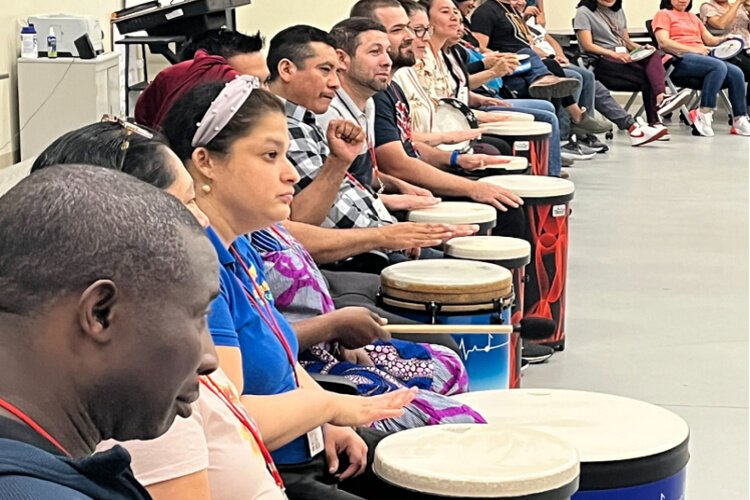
205, 227, 309, 465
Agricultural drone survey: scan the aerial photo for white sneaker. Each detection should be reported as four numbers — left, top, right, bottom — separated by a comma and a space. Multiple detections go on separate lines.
690, 109, 714, 137
731, 115, 750, 136
628, 121, 668, 147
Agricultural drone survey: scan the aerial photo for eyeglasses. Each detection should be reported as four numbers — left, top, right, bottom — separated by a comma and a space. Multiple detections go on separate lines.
410, 25, 432, 39
101, 114, 155, 170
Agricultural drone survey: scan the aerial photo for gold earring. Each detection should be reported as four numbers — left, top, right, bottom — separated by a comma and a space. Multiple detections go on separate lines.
201, 184, 211, 194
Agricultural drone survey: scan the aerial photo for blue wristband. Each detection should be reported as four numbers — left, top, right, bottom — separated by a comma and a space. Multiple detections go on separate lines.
450, 150, 461, 167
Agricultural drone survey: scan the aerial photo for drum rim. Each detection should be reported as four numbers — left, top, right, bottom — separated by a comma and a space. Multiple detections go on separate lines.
479, 175, 576, 199
453, 389, 691, 489
373, 424, 581, 498
477, 121, 553, 136
445, 236, 531, 262
408, 201, 499, 224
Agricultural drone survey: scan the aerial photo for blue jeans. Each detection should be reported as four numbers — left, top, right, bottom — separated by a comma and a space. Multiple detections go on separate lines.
559, 65, 596, 139
671, 53, 748, 116
482, 98, 562, 177
503, 47, 552, 97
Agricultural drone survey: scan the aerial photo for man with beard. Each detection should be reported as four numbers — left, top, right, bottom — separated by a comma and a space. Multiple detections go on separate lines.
349, 0, 526, 234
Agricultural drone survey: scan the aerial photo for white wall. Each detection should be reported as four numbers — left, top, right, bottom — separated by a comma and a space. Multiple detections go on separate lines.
235, 0, 354, 42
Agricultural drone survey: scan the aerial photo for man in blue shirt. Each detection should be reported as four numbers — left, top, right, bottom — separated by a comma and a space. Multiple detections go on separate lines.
0, 166, 219, 498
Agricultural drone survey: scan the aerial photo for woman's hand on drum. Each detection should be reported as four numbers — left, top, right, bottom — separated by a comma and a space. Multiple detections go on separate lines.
377, 222, 479, 250
327, 388, 418, 428
475, 110, 512, 123
470, 183, 523, 212
331, 307, 392, 348
326, 119, 367, 166
438, 129, 483, 145
456, 153, 510, 171
339, 347, 375, 366
380, 193, 442, 211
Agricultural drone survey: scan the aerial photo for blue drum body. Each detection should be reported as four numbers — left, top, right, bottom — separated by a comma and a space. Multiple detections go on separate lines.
390, 304, 512, 392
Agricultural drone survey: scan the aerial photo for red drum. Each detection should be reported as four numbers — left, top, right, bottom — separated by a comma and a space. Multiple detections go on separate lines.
480, 175, 575, 349
408, 201, 497, 235
478, 122, 552, 177
445, 236, 531, 388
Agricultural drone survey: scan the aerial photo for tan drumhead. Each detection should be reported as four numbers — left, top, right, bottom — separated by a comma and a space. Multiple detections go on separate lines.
374, 424, 580, 498
480, 174, 575, 198
380, 259, 512, 305
454, 390, 691, 463
487, 111, 535, 122
478, 121, 552, 136
445, 236, 530, 262
408, 201, 497, 225
472, 156, 528, 172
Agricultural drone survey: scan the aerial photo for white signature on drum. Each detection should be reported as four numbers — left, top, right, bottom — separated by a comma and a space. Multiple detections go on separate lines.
661, 493, 685, 500
457, 334, 509, 361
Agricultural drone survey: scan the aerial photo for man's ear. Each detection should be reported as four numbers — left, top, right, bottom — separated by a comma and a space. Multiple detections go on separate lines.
335, 49, 351, 72
277, 58, 298, 84
78, 280, 119, 343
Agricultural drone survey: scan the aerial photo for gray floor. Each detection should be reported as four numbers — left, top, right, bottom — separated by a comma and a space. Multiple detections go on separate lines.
522, 120, 749, 498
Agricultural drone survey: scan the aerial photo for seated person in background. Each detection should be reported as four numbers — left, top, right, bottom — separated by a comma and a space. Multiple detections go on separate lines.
700, 0, 750, 106
574, 0, 689, 145
392, 0, 569, 175
653, 0, 750, 136
266, 24, 475, 271
0, 165, 219, 499
135, 28, 268, 128
31, 120, 414, 500
161, 78, 479, 499
349, 0, 527, 224
467, 0, 611, 142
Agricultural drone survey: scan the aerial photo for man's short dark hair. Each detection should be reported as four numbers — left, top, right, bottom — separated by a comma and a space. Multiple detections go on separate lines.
330, 17, 387, 57
400, 0, 427, 16
179, 28, 264, 62
350, 0, 403, 18
267, 25, 338, 82
0, 166, 205, 315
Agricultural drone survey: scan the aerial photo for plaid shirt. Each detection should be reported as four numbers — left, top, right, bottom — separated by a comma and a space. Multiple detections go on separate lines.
284, 99, 394, 229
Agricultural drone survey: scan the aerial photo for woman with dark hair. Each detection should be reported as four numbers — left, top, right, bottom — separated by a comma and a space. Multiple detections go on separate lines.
574, 0, 693, 143
32, 116, 415, 500
653, 0, 750, 136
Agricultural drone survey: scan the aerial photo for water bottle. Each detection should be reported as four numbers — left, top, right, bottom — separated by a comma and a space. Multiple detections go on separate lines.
20, 24, 37, 59
47, 27, 57, 59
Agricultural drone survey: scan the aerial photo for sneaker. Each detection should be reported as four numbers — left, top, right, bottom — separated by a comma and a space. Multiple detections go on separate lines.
522, 341, 554, 364
690, 109, 715, 137
628, 121, 668, 146
520, 359, 530, 372
657, 89, 692, 117
571, 112, 613, 135
559, 170, 570, 179
561, 140, 597, 161
528, 75, 581, 99
731, 115, 750, 136
561, 155, 575, 167
578, 134, 609, 153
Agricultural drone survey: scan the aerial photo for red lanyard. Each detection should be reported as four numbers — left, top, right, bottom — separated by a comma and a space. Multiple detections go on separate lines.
199, 376, 286, 492
229, 246, 300, 388
0, 397, 72, 457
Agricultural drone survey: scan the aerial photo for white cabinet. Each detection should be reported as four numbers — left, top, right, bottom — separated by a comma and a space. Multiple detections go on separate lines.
18, 52, 121, 160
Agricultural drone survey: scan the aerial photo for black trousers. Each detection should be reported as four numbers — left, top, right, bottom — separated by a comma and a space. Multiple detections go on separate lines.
278, 427, 408, 500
